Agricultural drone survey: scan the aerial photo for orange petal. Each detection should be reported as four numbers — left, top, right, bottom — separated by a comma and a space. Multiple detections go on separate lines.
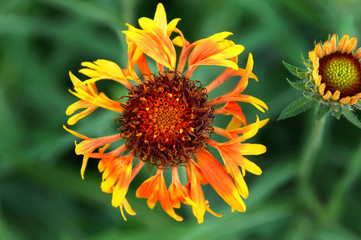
318, 83, 326, 96
136, 170, 183, 221
168, 167, 195, 208
157, 171, 183, 221
354, 47, 361, 59
219, 145, 262, 175
153, 3, 167, 33
228, 118, 269, 135
323, 41, 332, 55
350, 96, 359, 105
339, 96, 351, 104
226, 116, 245, 131
167, 18, 181, 36
75, 134, 121, 156
223, 155, 249, 198
63, 125, 90, 140
226, 53, 253, 97
223, 101, 247, 127
66, 101, 98, 125
123, 18, 176, 70
206, 67, 257, 93
226, 95, 268, 113
314, 43, 323, 58
323, 90, 332, 100
222, 115, 261, 144
345, 36, 357, 54
68, 78, 124, 113
186, 161, 207, 224
79, 59, 132, 88
80, 155, 89, 180
110, 155, 134, 207
187, 37, 243, 76
120, 198, 136, 221
330, 34, 337, 52
195, 148, 246, 212
338, 34, 349, 53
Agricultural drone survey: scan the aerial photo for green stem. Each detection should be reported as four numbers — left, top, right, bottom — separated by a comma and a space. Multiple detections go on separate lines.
327, 139, 361, 220
298, 116, 327, 216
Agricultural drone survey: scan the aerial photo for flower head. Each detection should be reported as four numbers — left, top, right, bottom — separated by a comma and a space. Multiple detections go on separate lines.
281, 34, 361, 127
65, 3, 268, 223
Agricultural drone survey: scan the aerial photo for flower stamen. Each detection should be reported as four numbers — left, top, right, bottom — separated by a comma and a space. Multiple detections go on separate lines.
119, 72, 214, 168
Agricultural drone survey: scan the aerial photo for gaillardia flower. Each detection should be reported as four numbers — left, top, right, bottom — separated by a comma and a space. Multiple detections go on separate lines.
64, 3, 268, 223
281, 34, 361, 126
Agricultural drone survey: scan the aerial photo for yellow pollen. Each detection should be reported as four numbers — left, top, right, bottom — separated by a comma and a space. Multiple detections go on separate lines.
154, 135, 157, 138
146, 107, 149, 111
180, 129, 183, 133
190, 127, 194, 132
169, 93, 173, 98
176, 98, 179, 102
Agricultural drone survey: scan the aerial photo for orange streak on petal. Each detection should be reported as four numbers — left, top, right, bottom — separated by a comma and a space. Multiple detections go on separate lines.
168, 167, 195, 208
111, 155, 134, 207
223, 155, 249, 199
158, 171, 183, 221
75, 134, 121, 155
217, 142, 263, 175
195, 148, 246, 212
136, 170, 183, 221
186, 161, 206, 224
224, 101, 247, 127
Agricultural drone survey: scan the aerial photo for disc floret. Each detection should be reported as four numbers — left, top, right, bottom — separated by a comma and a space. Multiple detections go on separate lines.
119, 72, 214, 168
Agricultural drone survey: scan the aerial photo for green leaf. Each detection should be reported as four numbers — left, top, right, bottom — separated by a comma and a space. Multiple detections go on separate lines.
278, 96, 316, 120
332, 105, 342, 120
286, 77, 307, 91
342, 108, 361, 128
301, 53, 311, 68
283, 61, 308, 79
314, 103, 330, 121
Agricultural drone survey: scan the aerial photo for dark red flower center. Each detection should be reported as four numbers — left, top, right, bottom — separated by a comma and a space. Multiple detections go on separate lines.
319, 52, 361, 98
119, 72, 214, 168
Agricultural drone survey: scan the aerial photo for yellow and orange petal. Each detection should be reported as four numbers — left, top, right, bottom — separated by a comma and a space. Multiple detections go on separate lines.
309, 33, 361, 105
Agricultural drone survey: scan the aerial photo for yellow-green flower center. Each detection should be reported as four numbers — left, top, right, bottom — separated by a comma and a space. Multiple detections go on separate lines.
319, 52, 361, 98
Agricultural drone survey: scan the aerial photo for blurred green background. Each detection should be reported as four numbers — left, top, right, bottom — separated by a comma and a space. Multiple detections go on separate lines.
1, 0, 361, 239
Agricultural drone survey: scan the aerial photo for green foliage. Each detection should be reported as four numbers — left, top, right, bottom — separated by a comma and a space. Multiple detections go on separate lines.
278, 96, 317, 120
314, 103, 330, 121
286, 77, 308, 91
282, 61, 308, 79
342, 107, 361, 129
